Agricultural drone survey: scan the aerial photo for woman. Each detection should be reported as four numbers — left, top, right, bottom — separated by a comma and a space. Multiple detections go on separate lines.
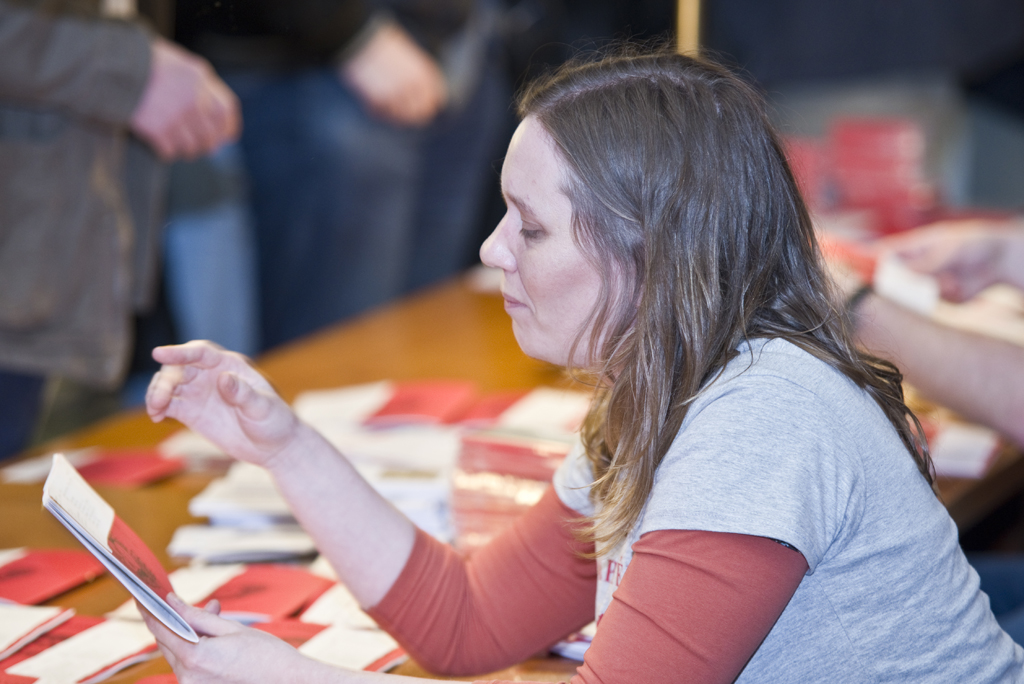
142, 50, 1023, 682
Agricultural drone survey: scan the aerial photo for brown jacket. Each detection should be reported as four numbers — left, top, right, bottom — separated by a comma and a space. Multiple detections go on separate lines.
0, 0, 163, 386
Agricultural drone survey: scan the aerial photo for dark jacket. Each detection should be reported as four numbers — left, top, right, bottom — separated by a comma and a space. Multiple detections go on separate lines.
0, 0, 163, 386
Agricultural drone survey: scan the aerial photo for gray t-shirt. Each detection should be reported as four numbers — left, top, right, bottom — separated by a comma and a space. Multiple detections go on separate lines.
555, 338, 1023, 682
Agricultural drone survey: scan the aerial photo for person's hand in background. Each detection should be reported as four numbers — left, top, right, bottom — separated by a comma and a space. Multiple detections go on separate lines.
339, 20, 448, 127
130, 37, 241, 161
884, 218, 1024, 302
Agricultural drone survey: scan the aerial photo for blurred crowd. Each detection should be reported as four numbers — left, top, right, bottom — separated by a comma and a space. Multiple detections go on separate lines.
1, 0, 1022, 461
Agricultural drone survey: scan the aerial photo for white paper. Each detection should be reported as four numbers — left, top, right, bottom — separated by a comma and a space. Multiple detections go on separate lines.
2, 450, 95, 484
497, 387, 591, 437
307, 555, 338, 580
0, 547, 27, 568
158, 429, 227, 461
43, 454, 115, 550
931, 423, 1000, 479
873, 253, 940, 316
318, 424, 461, 472
300, 584, 377, 629
551, 621, 596, 661
292, 381, 394, 428
189, 462, 294, 525
7, 619, 155, 682
298, 624, 400, 671
931, 285, 1024, 347
168, 524, 316, 562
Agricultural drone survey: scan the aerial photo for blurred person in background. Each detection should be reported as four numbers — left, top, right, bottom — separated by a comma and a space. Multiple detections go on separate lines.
846, 217, 1024, 449
173, 0, 510, 349
0, 0, 239, 459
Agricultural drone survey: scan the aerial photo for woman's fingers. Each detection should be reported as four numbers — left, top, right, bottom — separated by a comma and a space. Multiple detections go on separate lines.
218, 372, 275, 423
146, 365, 185, 420
167, 593, 242, 638
152, 340, 228, 369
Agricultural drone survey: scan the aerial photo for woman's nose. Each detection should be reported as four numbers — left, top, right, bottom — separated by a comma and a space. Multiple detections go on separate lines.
480, 215, 515, 271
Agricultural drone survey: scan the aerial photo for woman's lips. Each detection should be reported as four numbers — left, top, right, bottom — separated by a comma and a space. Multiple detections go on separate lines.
502, 292, 526, 310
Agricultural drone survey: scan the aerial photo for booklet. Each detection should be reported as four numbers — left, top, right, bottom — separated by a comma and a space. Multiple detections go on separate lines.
41, 453, 198, 643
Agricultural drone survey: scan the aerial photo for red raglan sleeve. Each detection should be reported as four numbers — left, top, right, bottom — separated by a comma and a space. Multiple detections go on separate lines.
367, 486, 597, 676
367, 488, 808, 684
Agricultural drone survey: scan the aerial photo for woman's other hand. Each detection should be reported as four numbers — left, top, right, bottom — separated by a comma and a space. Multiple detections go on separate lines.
884, 218, 1024, 302
146, 341, 299, 468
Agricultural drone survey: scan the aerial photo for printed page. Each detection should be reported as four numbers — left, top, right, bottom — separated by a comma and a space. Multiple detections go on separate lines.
42, 454, 114, 547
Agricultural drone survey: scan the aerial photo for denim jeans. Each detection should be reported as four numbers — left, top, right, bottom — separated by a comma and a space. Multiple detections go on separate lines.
0, 369, 44, 459
164, 144, 260, 357
226, 56, 508, 349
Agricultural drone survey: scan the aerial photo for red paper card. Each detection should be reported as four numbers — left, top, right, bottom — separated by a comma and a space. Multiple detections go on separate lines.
204, 565, 334, 623
254, 619, 328, 648
365, 381, 476, 426
458, 391, 529, 428
77, 450, 185, 487
135, 676, 178, 684
0, 549, 105, 605
0, 615, 101, 671
0, 673, 37, 683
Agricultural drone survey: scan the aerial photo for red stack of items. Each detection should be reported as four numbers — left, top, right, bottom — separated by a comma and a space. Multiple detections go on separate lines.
830, 118, 936, 234
784, 116, 938, 236
450, 431, 573, 553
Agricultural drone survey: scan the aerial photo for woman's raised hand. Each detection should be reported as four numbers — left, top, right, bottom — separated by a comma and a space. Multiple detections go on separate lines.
146, 341, 300, 468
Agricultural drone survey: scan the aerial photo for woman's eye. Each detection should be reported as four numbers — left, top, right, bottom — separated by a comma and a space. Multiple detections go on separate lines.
520, 227, 543, 241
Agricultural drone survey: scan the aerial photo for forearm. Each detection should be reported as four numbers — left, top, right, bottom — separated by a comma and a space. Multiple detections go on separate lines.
997, 224, 1024, 292
368, 488, 596, 676
854, 293, 1024, 446
265, 423, 416, 608
0, 0, 151, 124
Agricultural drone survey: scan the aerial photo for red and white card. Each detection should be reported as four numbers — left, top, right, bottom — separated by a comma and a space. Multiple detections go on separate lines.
0, 548, 105, 605
364, 381, 477, 427
2, 617, 157, 684
0, 605, 74, 661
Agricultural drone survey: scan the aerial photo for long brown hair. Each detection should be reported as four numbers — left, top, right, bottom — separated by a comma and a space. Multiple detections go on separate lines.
518, 47, 933, 552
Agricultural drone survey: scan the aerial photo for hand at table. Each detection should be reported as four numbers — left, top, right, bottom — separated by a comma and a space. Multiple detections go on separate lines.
146, 341, 300, 468
140, 595, 325, 684
883, 218, 1024, 302
339, 20, 447, 127
130, 37, 241, 161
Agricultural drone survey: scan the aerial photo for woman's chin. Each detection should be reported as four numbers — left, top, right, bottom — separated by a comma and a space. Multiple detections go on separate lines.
511, 330, 566, 367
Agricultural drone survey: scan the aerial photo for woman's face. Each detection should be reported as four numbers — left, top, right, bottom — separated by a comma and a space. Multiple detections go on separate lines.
480, 116, 604, 367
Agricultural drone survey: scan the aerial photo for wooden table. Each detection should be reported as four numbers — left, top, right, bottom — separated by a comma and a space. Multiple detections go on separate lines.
2, 276, 1023, 682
